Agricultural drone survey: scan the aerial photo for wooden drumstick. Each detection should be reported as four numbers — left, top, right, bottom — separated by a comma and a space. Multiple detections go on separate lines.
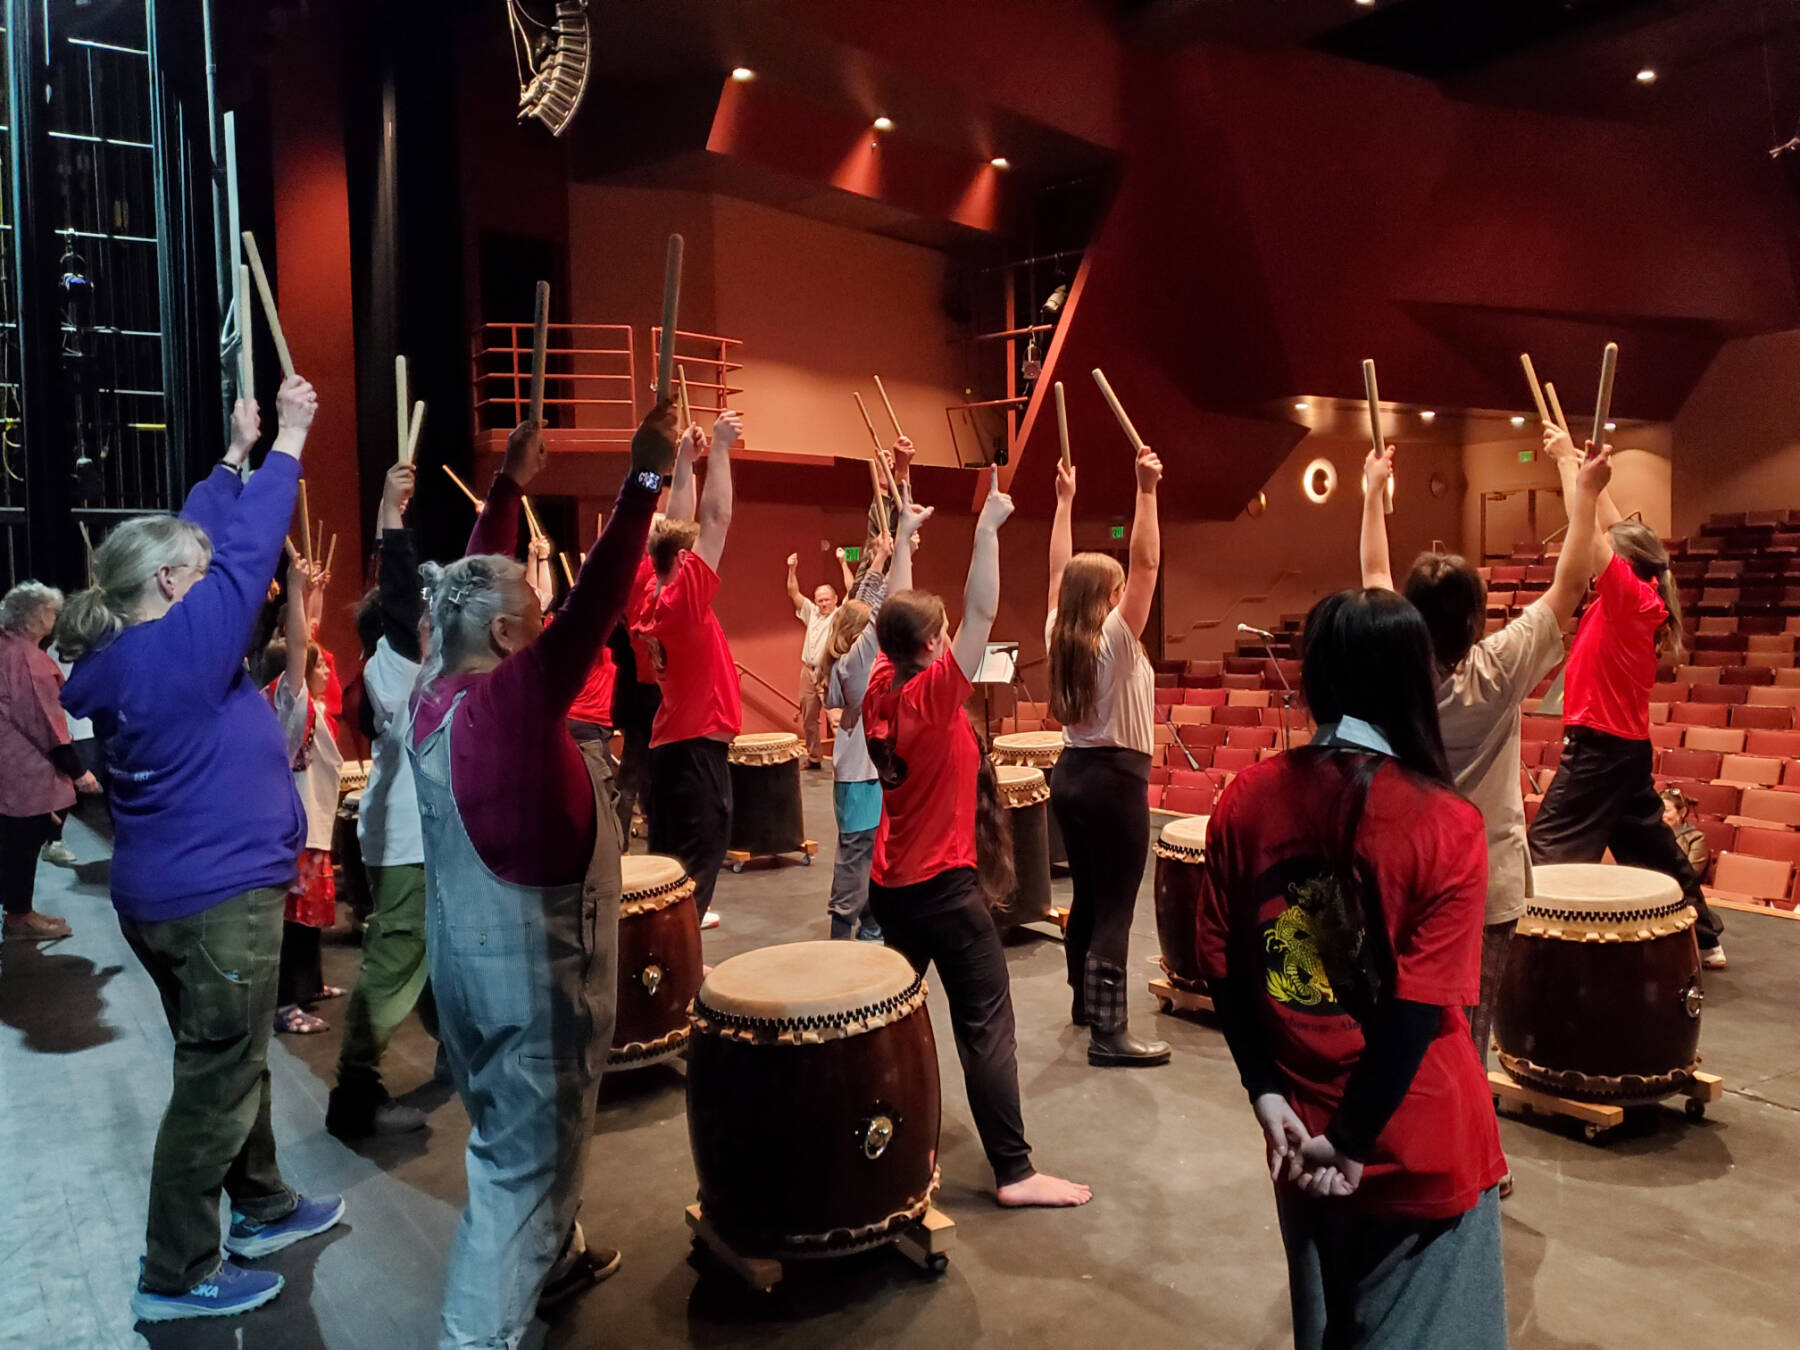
559, 552, 577, 589
323, 533, 338, 579
1361, 358, 1392, 514
1054, 380, 1070, 471
658, 234, 684, 406
677, 362, 692, 431
297, 479, 313, 564
395, 354, 410, 465
240, 231, 295, 379
873, 374, 905, 440
1544, 381, 1571, 438
1090, 368, 1145, 452
873, 439, 903, 506
443, 465, 483, 509
1591, 341, 1618, 457
238, 263, 255, 404
407, 401, 426, 461
867, 459, 885, 505
522, 495, 547, 544
529, 279, 550, 425
1520, 352, 1551, 427
314, 521, 326, 568
78, 521, 95, 586
852, 390, 884, 451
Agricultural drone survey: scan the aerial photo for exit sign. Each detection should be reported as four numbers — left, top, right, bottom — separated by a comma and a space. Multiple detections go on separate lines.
843, 546, 862, 562
1110, 525, 1125, 540
1518, 449, 1534, 463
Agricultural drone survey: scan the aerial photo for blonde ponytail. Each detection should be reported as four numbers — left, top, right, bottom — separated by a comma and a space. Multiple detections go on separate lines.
52, 516, 211, 660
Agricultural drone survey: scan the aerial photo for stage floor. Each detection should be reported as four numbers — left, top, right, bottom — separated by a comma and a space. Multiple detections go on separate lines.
4, 772, 1798, 1349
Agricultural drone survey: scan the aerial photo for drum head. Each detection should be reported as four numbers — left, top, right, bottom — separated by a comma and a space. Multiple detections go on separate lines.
994, 764, 1048, 808
1156, 814, 1209, 860
697, 941, 923, 1037
1524, 863, 1690, 936
621, 853, 687, 898
993, 731, 1063, 752
730, 732, 805, 766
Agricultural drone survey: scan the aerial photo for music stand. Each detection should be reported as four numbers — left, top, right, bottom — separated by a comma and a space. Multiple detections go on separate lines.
973, 642, 1019, 752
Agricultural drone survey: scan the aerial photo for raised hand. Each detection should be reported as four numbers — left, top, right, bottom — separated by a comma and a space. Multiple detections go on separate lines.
1135, 446, 1163, 492
712, 409, 744, 453
629, 399, 681, 480
275, 376, 317, 433
1578, 445, 1614, 493
1542, 422, 1579, 466
1364, 444, 1395, 498
866, 532, 893, 572
891, 436, 915, 475
834, 547, 847, 561
502, 419, 547, 489
382, 463, 416, 520
978, 478, 1015, 533
528, 534, 553, 562
227, 398, 261, 466
786, 552, 799, 569
1055, 461, 1076, 504
899, 499, 934, 540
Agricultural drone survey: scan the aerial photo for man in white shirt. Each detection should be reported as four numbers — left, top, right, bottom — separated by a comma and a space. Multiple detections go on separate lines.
786, 550, 854, 768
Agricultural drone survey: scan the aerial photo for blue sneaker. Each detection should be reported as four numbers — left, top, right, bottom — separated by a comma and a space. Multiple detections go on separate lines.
131, 1260, 284, 1322
223, 1192, 346, 1259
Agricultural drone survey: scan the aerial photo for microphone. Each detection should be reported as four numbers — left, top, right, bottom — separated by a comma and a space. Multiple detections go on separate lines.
1237, 623, 1276, 640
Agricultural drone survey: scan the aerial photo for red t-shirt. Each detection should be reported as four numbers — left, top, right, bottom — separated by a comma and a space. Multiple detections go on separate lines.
1195, 752, 1505, 1220
555, 614, 617, 727
1564, 553, 1665, 741
864, 653, 978, 888
624, 557, 660, 688
641, 552, 742, 748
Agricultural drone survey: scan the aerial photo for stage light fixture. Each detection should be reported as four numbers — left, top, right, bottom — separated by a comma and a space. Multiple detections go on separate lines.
1419, 410, 1436, 421
1293, 400, 1310, 411
1636, 68, 1657, 85
873, 115, 894, 132
731, 67, 756, 82
990, 156, 1011, 170
1302, 458, 1338, 504
1510, 415, 1526, 427
1605, 421, 1617, 431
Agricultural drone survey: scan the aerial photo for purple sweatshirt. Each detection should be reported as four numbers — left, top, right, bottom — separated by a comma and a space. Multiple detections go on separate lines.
62, 457, 305, 921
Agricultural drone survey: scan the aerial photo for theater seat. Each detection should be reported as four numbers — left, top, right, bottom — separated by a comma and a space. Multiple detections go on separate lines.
1731, 788, 1800, 829
1162, 784, 1214, 815
1719, 754, 1783, 787
1705, 851, 1795, 906
1683, 726, 1745, 755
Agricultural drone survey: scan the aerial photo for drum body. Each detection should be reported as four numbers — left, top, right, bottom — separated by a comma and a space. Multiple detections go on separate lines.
609, 855, 704, 1069
993, 766, 1052, 927
991, 731, 1067, 867
687, 942, 941, 1257
1152, 816, 1209, 992
1495, 863, 1704, 1103
727, 733, 806, 856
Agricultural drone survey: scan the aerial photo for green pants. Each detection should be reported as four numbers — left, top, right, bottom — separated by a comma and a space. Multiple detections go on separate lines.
119, 886, 298, 1294
335, 863, 432, 1097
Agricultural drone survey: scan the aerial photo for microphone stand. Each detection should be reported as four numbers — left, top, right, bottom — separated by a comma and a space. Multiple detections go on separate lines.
1263, 640, 1294, 751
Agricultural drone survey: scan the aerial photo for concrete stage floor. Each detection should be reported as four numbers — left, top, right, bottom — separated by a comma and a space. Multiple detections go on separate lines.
3, 772, 1798, 1349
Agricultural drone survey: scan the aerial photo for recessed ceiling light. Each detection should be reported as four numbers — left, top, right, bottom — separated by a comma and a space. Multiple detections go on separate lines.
990, 156, 1010, 170
1636, 68, 1657, 85
1293, 401, 1310, 412
873, 115, 894, 132
1419, 410, 1436, 421
730, 67, 756, 83
1355, 0, 1376, 7
1604, 421, 1617, 431
1510, 415, 1526, 427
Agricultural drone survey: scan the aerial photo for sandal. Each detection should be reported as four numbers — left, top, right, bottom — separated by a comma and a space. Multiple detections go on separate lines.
316, 986, 347, 1001
275, 1005, 330, 1035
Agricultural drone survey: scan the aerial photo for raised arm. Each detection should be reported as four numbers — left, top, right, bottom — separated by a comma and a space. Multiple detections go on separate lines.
374, 463, 423, 658
665, 425, 703, 523
888, 498, 931, 596
181, 398, 260, 540
468, 420, 541, 558
837, 547, 856, 597
1048, 461, 1075, 615
280, 553, 312, 701
786, 553, 806, 615
1359, 445, 1395, 592
694, 410, 740, 573
1119, 445, 1163, 638
953, 476, 1014, 680
1544, 424, 1616, 576
1539, 447, 1612, 625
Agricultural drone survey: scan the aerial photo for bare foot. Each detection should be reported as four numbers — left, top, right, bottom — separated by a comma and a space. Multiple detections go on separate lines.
995, 1172, 1092, 1208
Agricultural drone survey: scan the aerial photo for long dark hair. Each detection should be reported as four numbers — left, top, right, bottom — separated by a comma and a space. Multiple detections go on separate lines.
869, 589, 1016, 907
1289, 589, 1454, 1019
1610, 521, 1684, 661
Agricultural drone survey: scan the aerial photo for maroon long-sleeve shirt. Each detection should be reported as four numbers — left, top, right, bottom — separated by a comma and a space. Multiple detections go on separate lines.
411, 469, 657, 886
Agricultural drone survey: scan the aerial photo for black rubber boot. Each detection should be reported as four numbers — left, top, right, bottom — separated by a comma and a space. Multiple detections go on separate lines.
1085, 957, 1170, 1067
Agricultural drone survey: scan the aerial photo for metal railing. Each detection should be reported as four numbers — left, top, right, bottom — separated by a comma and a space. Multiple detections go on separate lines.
470, 322, 636, 441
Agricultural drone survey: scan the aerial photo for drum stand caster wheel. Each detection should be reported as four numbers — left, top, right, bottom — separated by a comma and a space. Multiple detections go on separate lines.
1582, 1123, 1602, 1141
731, 860, 746, 874
803, 853, 813, 865
1157, 999, 1173, 1015
1685, 1098, 1707, 1122
925, 1253, 949, 1276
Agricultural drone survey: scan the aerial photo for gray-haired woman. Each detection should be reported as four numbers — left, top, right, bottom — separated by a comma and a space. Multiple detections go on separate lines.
409, 403, 675, 1348
0, 581, 97, 939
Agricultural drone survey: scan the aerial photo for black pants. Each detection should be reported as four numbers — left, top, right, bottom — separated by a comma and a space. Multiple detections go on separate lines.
1051, 748, 1152, 1000
612, 683, 662, 844
649, 736, 732, 919
0, 812, 58, 916
1528, 726, 1723, 948
870, 868, 1034, 1188
277, 920, 325, 1008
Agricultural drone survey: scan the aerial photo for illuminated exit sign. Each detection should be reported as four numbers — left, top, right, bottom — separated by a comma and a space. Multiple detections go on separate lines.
843, 546, 862, 562
1519, 450, 1534, 463
1110, 525, 1125, 540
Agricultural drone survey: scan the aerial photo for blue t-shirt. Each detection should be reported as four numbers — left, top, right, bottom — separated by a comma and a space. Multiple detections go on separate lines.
833, 779, 882, 835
